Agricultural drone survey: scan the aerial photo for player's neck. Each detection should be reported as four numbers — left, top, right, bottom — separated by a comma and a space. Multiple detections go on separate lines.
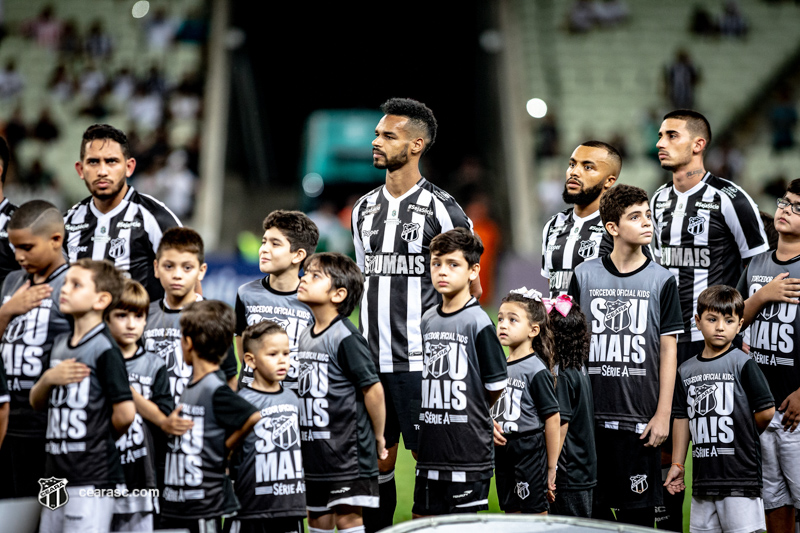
190, 357, 220, 384
573, 199, 601, 219
118, 341, 139, 359
311, 304, 339, 334
165, 290, 198, 310
384, 164, 422, 198
251, 374, 281, 393
268, 269, 301, 292
71, 312, 104, 345
671, 165, 706, 193
441, 287, 472, 314
34, 254, 67, 284
92, 183, 129, 214
701, 342, 731, 359
508, 342, 533, 362
609, 243, 647, 273
777, 233, 800, 261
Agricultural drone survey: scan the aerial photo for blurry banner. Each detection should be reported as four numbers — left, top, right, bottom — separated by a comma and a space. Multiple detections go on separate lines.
202, 255, 263, 307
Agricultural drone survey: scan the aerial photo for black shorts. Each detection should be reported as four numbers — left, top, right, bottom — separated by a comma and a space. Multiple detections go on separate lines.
495, 431, 549, 513
412, 477, 490, 516
595, 426, 663, 510
0, 435, 46, 498
306, 477, 379, 513
224, 516, 304, 533
381, 371, 421, 451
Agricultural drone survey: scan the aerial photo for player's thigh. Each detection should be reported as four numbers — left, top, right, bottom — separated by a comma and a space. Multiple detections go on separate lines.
775, 421, 800, 508
716, 496, 766, 533
761, 423, 792, 510
381, 371, 421, 452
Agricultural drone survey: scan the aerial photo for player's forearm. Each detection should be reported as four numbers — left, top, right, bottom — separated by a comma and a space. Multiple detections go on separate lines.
671, 418, 690, 464
656, 335, 677, 418
29, 371, 55, 411
559, 421, 569, 456
112, 400, 136, 436
741, 295, 766, 328
131, 388, 167, 427
363, 382, 386, 439
226, 411, 261, 450
755, 407, 776, 433
544, 412, 562, 470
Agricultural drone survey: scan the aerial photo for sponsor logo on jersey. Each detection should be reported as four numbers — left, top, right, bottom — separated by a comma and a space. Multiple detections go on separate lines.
588, 224, 605, 233
408, 204, 434, 216
108, 238, 127, 259
721, 186, 739, 199
116, 220, 142, 229
578, 239, 598, 259
362, 204, 381, 217
361, 229, 379, 239
38, 477, 69, 510
433, 190, 452, 202
401, 222, 421, 243
694, 201, 720, 210
65, 223, 90, 232
546, 244, 561, 251
656, 200, 672, 210
630, 474, 648, 494
364, 253, 426, 276
68, 244, 88, 255
687, 216, 706, 236
515, 482, 530, 500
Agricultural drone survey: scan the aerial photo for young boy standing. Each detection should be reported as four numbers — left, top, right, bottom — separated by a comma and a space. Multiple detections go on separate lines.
414, 228, 508, 517
568, 184, 683, 526
159, 300, 261, 533
230, 320, 306, 533
736, 178, 800, 532
665, 286, 775, 533
107, 279, 174, 531
235, 210, 318, 389
30, 259, 136, 533
0, 200, 71, 498
296, 252, 387, 533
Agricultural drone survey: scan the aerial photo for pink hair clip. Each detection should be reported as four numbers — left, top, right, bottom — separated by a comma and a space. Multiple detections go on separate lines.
543, 294, 573, 317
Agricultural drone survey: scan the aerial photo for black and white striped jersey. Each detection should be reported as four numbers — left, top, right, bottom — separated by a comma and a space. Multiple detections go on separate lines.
651, 173, 769, 343
352, 178, 473, 374
63, 186, 181, 300
0, 198, 19, 290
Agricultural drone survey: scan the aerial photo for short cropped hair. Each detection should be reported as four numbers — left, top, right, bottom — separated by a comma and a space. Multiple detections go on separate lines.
696, 285, 744, 320
113, 279, 150, 316
0, 136, 10, 183
787, 178, 800, 196
156, 227, 204, 263
80, 124, 131, 160
599, 184, 650, 226
72, 259, 126, 316
180, 300, 235, 363
9, 200, 65, 237
664, 109, 712, 150
580, 140, 623, 175
380, 97, 438, 154
429, 228, 484, 267
263, 210, 319, 267
242, 320, 288, 355
305, 252, 364, 317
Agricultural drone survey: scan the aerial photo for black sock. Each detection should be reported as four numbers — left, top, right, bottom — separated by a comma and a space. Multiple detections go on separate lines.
660, 488, 684, 531
363, 470, 396, 533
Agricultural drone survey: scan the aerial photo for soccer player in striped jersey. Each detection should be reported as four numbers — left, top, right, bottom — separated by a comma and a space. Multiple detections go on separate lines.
651, 110, 768, 530
351, 98, 477, 530
65, 124, 182, 301
0, 136, 19, 290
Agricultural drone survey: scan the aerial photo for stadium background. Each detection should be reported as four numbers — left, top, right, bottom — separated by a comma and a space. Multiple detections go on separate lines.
1, 0, 798, 530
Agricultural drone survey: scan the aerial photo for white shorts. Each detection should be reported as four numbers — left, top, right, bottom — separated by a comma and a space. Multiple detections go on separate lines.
761, 410, 800, 510
690, 495, 766, 533
39, 485, 115, 533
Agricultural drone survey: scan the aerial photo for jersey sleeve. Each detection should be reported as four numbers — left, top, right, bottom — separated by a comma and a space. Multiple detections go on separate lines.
234, 292, 247, 336
432, 195, 473, 235
212, 385, 258, 432
0, 357, 9, 403
338, 333, 380, 389
736, 265, 750, 297
97, 349, 135, 404
720, 187, 769, 260
475, 325, 507, 391
555, 370, 574, 423
541, 217, 554, 278
659, 275, 684, 336
138, 194, 183, 255
151, 365, 174, 416
220, 345, 239, 380
352, 198, 366, 272
741, 358, 775, 412
531, 369, 559, 417
672, 369, 689, 418
650, 191, 664, 259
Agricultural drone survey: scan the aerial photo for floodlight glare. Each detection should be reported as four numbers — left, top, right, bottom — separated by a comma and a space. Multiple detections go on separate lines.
526, 98, 547, 118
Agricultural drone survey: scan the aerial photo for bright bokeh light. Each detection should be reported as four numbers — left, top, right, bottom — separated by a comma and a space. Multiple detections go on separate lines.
303, 173, 324, 198
526, 98, 547, 118
132, 1, 150, 18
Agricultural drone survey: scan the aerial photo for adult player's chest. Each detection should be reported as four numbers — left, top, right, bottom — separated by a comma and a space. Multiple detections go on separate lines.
359, 200, 439, 252
654, 194, 730, 245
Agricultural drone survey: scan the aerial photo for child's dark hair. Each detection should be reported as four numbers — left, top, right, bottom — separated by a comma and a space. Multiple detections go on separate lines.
180, 300, 235, 363
242, 319, 288, 355
72, 259, 126, 317
550, 300, 590, 371
696, 285, 744, 320
429, 227, 484, 267
305, 252, 364, 317
156, 227, 205, 263
113, 279, 150, 316
501, 292, 554, 369
263, 210, 319, 268
599, 184, 650, 226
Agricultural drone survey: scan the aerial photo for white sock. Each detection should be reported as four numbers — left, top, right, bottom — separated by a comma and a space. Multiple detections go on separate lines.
338, 526, 365, 533
309, 528, 335, 533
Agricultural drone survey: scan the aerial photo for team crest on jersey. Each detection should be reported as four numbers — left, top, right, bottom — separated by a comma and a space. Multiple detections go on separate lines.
578, 240, 597, 259
3, 314, 26, 343
298, 362, 314, 396
687, 216, 706, 236
247, 314, 264, 326
38, 477, 69, 510
604, 299, 632, 333
425, 343, 450, 378
107, 237, 126, 259
490, 388, 506, 419
691, 383, 718, 416
515, 482, 530, 500
630, 474, 648, 494
268, 414, 300, 450
760, 302, 782, 321
401, 222, 421, 243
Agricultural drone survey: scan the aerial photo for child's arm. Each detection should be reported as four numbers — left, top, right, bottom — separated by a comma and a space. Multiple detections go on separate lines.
225, 411, 261, 450
755, 407, 776, 433
663, 417, 690, 495
543, 412, 561, 493
741, 358, 776, 434
111, 401, 136, 437
641, 334, 676, 447
740, 272, 800, 328
363, 381, 388, 460
29, 359, 91, 411
0, 280, 54, 334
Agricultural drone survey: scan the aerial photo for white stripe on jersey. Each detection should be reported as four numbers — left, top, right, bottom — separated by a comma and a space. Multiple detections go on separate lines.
66, 203, 89, 262
113, 201, 138, 272
406, 189, 432, 368
378, 188, 408, 372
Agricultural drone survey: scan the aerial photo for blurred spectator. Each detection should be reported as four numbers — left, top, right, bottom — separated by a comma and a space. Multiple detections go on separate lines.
535, 115, 560, 158
593, 0, 629, 28
153, 149, 197, 219
609, 132, 629, 159
770, 87, 798, 152
665, 49, 700, 109
169, 73, 202, 120
77, 62, 106, 100
144, 8, 178, 51
465, 193, 500, 305
24, 5, 62, 50
718, 1, 748, 38
3, 106, 26, 148
706, 137, 744, 182
642, 109, 661, 161
32, 108, 59, 142
763, 175, 788, 201
308, 201, 354, 256
690, 5, 718, 36
0, 59, 24, 100
567, 0, 597, 33
85, 20, 113, 60
58, 20, 82, 60
48, 63, 75, 101
449, 155, 488, 204
111, 67, 136, 103
21, 158, 56, 190
143, 66, 169, 97
78, 86, 111, 119
128, 82, 164, 131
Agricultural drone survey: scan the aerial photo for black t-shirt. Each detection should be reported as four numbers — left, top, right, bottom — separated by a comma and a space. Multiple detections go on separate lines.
555, 364, 597, 490
492, 353, 558, 435
0, 356, 8, 404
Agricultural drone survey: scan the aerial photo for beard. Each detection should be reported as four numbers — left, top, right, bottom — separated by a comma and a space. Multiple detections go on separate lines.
562, 180, 605, 205
87, 177, 126, 201
373, 145, 409, 170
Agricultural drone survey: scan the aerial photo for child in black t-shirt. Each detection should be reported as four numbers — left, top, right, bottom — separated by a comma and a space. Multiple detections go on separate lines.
0, 357, 8, 449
